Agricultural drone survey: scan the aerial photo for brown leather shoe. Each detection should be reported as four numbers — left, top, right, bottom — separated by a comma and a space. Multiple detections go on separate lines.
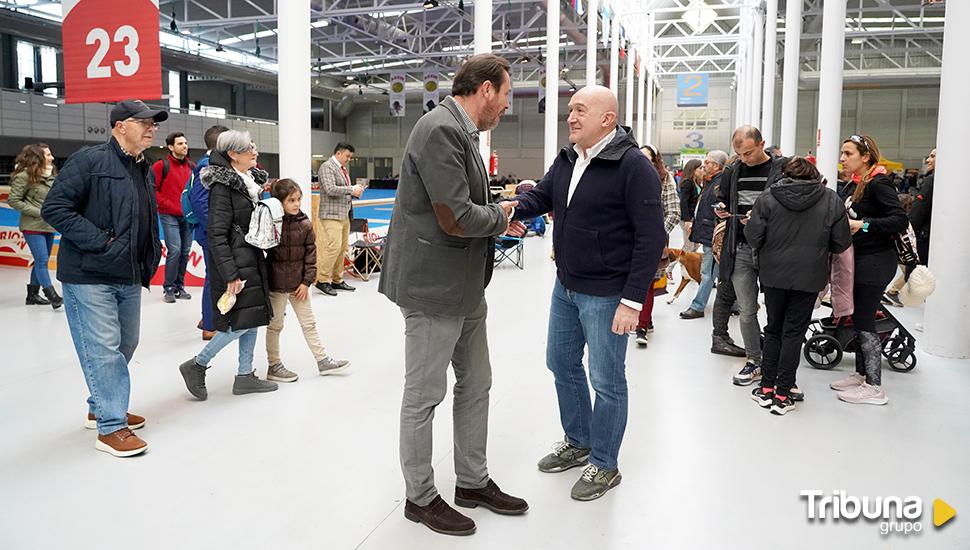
95, 428, 148, 457
85, 412, 146, 430
454, 479, 529, 515
202, 330, 216, 341
404, 495, 476, 536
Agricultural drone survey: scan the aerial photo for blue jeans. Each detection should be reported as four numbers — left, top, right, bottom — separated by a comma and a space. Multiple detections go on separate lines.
547, 279, 629, 470
196, 327, 259, 375
62, 283, 142, 435
24, 232, 54, 288
160, 214, 192, 293
200, 243, 213, 331
688, 245, 717, 312
731, 244, 763, 365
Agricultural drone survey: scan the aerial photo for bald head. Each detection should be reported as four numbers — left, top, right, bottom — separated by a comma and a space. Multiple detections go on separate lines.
732, 124, 770, 166
568, 85, 619, 151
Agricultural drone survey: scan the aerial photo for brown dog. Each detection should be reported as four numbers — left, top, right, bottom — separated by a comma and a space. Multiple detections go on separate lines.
665, 248, 703, 304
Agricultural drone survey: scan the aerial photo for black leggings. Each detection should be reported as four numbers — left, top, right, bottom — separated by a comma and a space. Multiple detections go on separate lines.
853, 283, 885, 333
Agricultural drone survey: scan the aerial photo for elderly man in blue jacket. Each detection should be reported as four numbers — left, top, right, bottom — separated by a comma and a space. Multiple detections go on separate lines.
42, 100, 165, 458
511, 85, 665, 501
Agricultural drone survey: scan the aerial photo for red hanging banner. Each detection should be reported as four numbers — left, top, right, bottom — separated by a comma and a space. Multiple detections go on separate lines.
61, 0, 162, 104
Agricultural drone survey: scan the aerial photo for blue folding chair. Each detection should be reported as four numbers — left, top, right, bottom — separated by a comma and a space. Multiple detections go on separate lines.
494, 236, 524, 269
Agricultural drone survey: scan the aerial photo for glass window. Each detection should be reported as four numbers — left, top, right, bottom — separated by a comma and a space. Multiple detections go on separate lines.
39, 45, 57, 97
16, 41, 35, 89
168, 71, 181, 109
373, 157, 393, 179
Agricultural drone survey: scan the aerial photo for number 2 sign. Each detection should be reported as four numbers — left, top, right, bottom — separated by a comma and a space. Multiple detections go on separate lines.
62, 0, 162, 104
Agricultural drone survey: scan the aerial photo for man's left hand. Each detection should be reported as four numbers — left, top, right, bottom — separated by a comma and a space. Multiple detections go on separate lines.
612, 303, 639, 335
505, 220, 527, 237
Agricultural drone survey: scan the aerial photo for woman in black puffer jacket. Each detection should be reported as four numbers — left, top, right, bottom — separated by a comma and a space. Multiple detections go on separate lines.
745, 158, 852, 415
178, 130, 277, 399
831, 134, 908, 406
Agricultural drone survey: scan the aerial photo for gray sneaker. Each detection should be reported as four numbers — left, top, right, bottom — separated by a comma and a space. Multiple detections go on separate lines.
570, 464, 622, 501
232, 372, 278, 395
267, 362, 299, 383
179, 358, 208, 400
317, 355, 350, 376
537, 440, 591, 473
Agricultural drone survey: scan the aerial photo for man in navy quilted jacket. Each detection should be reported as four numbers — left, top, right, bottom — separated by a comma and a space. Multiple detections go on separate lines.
42, 100, 165, 458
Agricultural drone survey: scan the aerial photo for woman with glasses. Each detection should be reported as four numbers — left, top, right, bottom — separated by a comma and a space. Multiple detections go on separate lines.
178, 130, 278, 399
831, 134, 908, 405
8, 143, 62, 308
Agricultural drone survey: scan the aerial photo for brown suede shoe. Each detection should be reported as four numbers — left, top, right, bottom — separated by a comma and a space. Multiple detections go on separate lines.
95, 428, 148, 457
454, 480, 529, 515
85, 412, 146, 430
404, 495, 476, 536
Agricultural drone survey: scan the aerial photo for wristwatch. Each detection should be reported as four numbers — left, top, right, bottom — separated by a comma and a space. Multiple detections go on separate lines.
862, 220, 870, 233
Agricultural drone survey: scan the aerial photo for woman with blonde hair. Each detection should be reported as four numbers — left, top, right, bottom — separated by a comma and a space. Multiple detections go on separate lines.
831, 134, 908, 405
8, 143, 62, 308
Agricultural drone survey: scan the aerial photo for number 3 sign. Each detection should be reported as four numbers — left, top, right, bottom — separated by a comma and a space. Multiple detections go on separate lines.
62, 0, 162, 104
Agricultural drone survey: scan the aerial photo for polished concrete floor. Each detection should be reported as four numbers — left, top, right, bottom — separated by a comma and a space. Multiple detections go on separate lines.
1, 235, 967, 550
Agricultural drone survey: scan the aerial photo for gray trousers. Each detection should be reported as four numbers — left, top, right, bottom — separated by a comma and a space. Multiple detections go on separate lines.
400, 298, 492, 506
731, 243, 763, 365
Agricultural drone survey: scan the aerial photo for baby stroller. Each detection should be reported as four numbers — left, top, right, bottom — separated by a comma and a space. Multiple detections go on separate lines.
803, 304, 917, 372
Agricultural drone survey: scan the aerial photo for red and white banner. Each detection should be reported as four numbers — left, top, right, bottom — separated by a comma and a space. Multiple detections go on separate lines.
62, 0, 162, 104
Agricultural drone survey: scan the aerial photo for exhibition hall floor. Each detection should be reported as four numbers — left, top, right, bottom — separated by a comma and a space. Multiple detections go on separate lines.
1, 235, 967, 550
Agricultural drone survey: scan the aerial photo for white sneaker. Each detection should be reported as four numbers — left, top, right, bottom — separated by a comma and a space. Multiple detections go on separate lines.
830, 372, 865, 391
838, 383, 889, 405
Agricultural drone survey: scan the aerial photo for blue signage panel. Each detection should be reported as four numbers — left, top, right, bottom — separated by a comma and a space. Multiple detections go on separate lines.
677, 73, 709, 107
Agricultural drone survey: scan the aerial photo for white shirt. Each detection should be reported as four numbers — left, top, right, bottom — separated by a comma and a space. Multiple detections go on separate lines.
329, 155, 351, 185
566, 128, 642, 312
567, 128, 617, 207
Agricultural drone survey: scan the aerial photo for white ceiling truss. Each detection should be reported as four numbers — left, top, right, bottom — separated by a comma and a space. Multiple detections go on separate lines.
0, 0, 949, 92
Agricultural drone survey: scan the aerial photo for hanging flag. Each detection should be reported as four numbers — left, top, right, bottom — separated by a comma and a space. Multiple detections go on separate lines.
422, 71, 440, 113
506, 84, 515, 115
389, 73, 406, 117
573, 0, 584, 16
538, 68, 546, 114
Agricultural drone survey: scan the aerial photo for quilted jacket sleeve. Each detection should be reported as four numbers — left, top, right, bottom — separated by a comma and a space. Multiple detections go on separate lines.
41, 151, 112, 252
207, 184, 241, 283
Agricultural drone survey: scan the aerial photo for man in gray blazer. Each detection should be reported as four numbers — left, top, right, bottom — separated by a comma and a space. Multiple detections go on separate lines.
315, 142, 363, 296
379, 54, 527, 536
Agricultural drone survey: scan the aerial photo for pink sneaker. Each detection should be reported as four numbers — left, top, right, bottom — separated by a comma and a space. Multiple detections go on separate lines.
838, 383, 889, 405
830, 373, 865, 391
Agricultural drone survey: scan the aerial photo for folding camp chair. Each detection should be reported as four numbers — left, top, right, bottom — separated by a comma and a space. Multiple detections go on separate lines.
345, 218, 384, 281
494, 236, 524, 269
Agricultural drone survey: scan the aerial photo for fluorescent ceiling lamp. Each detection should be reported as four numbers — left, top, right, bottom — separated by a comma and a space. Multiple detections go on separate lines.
348, 59, 423, 73
220, 20, 328, 46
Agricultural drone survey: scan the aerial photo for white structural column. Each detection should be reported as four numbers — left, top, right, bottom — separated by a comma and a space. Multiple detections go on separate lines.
750, 6, 765, 129
734, 12, 747, 126
609, 16, 620, 94
644, 14, 655, 145
474, 0, 492, 164
544, 0, 560, 170
923, 0, 970, 359
586, 0, 598, 86
625, 45, 635, 127
636, 60, 645, 144
277, 0, 312, 214
814, 0, 847, 189
761, 0, 779, 146
780, 0, 802, 156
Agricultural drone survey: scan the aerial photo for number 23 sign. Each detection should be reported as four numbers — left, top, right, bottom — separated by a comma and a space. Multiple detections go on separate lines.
62, 0, 162, 104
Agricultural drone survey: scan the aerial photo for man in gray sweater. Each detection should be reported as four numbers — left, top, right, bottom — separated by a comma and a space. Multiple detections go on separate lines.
379, 54, 526, 536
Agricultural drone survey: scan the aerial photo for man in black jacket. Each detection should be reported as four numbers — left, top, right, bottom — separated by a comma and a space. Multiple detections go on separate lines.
714, 126, 788, 386
42, 100, 165, 458
909, 148, 935, 266
512, 86, 665, 502
682, 150, 727, 320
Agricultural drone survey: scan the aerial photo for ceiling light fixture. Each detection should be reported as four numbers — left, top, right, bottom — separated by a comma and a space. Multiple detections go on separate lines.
170, 10, 178, 32
423, 0, 438, 8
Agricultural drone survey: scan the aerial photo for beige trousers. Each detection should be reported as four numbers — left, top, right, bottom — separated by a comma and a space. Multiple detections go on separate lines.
316, 218, 350, 284
266, 291, 327, 365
